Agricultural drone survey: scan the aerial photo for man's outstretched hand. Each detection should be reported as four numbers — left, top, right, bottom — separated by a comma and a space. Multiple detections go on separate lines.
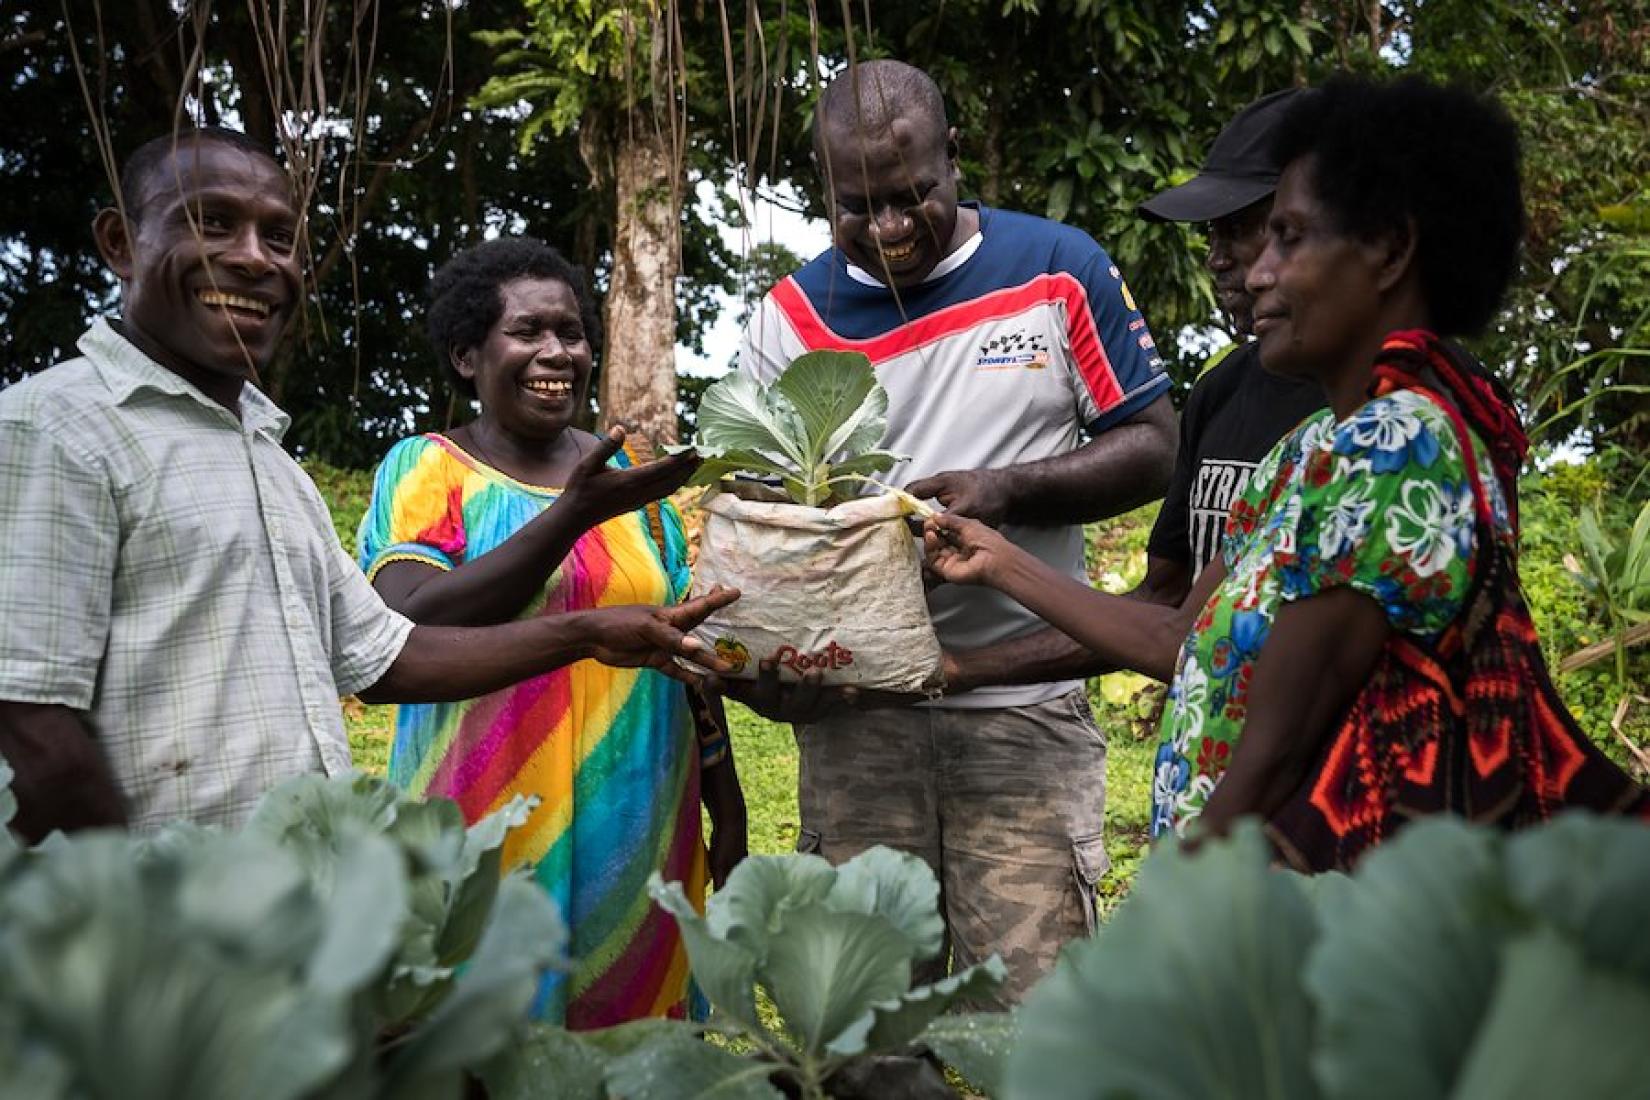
584, 585, 741, 688
905, 468, 1011, 527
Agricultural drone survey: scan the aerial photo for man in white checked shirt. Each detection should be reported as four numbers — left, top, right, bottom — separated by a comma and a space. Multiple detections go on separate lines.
0, 127, 736, 840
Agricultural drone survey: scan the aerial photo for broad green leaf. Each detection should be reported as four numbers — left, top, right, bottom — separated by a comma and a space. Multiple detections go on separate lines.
0, 1000, 74, 1100
435, 795, 534, 964
824, 846, 945, 963
1451, 928, 1650, 1100
815, 380, 889, 466
382, 877, 567, 1087
303, 829, 408, 994
683, 451, 798, 490
1046, 177, 1074, 222
1006, 823, 1320, 1100
830, 956, 1007, 1056
760, 907, 913, 1057
650, 875, 762, 1032
704, 853, 838, 956
242, 773, 400, 891
1, 835, 353, 1100
696, 372, 809, 472
171, 834, 327, 973
479, 1023, 613, 1100
1306, 819, 1509, 1100
919, 1011, 1021, 1098
821, 450, 902, 488
603, 1025, 784, 1100
772, 349, 879, 463
1503, 811, 1650, 984
579, 1018, 689, 1058
684, 355, 897, 506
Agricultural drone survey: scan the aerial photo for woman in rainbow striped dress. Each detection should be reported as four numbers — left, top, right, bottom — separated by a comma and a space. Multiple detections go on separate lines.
358, 237, 747, 1027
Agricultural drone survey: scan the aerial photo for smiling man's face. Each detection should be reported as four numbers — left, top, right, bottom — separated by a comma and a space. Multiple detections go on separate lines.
819, 109, 964, 289
104, 139, 301, 388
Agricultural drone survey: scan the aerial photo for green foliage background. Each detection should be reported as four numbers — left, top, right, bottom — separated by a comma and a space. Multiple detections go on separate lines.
8, 0, 1649, 455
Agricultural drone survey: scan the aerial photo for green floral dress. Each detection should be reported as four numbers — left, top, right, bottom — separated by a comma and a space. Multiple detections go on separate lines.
1151, 388, 1515, 838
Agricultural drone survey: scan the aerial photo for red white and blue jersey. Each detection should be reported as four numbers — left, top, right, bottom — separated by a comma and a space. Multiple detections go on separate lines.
738, 203, 1169, 708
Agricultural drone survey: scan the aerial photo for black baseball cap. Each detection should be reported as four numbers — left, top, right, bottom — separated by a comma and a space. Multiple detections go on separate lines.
1138, 89, 1302, 223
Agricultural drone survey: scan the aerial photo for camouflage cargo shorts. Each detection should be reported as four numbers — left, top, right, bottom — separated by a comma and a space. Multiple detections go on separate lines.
795, 689, 1109, 1007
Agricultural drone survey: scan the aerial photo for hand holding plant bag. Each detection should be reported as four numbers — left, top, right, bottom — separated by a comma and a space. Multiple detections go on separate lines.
675, 351, 943, 694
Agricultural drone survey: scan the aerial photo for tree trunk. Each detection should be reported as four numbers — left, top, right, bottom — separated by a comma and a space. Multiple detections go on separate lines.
599, 110, 682, 446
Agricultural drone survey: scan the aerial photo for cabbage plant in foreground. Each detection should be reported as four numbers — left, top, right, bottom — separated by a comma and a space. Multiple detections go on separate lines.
480, 846, 1018, 1100
1007, 815, 1650, 1100
0, 771, 563, 1100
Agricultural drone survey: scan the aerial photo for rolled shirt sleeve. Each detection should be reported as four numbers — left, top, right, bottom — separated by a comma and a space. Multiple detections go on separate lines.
0, 422, 117, 708
326, 542, 414, 698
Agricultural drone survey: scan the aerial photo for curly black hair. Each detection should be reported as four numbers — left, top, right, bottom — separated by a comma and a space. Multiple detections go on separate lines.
1271, 75, 1525, 337
426, 237, 602, 398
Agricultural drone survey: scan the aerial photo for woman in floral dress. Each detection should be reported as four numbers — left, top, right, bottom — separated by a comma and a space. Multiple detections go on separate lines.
924, 76, 1647, 869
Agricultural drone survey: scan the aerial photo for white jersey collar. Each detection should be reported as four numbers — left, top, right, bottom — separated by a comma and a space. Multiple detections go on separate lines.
844, 228, 983, 288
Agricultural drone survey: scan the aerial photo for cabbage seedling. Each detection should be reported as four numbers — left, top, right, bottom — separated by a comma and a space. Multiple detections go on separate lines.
676, 350, 903, 507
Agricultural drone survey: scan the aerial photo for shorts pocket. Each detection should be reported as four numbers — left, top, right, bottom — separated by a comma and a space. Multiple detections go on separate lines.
795, 828, 822, 855
1071, 830, 1110, 936
1064, 689, 1109, 750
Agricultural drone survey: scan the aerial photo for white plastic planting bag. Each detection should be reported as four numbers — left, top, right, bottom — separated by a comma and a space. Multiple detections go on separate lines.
688, 489, 943, 694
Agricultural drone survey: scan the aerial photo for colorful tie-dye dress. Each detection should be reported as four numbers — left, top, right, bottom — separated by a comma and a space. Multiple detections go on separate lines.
357, 433, 705, 1027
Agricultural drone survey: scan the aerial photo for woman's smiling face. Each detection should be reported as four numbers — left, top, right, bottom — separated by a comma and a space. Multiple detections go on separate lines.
1245, 156, 1392, 383
457, 276, 593, 443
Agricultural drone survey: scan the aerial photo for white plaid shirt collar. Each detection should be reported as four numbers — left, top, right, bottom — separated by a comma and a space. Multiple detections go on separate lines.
80, 316, 292, 444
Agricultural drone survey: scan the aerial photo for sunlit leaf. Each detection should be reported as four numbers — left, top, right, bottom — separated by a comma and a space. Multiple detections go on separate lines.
684, 352, 901, 506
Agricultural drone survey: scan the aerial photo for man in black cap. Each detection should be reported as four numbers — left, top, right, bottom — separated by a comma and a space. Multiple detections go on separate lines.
940, 90, 1327, 699
1133, 88, 1326, 594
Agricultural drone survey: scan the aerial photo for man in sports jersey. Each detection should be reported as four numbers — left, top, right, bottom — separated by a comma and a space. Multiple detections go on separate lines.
735, 60, 1177, 1003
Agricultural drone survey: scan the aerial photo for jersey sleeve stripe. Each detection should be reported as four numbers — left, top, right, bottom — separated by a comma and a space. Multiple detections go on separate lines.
1058, 274, 1125, 411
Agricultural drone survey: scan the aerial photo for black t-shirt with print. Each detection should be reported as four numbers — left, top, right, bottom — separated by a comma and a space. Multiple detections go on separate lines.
1148, 340, 1328, 577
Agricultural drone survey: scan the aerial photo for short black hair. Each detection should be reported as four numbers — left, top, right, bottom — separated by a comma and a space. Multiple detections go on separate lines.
812, 59, 948, 162
1271, 75, 1524, 336
119, 126, 281, 222
426, 236, 602, 398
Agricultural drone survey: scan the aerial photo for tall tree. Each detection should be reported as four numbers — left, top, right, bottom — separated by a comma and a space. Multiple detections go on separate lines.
477, 2, 699, 445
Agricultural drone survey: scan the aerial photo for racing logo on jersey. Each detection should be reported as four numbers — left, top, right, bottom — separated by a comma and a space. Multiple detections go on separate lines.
975, 329, 1051, 371
1121, 281, 1138, 313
